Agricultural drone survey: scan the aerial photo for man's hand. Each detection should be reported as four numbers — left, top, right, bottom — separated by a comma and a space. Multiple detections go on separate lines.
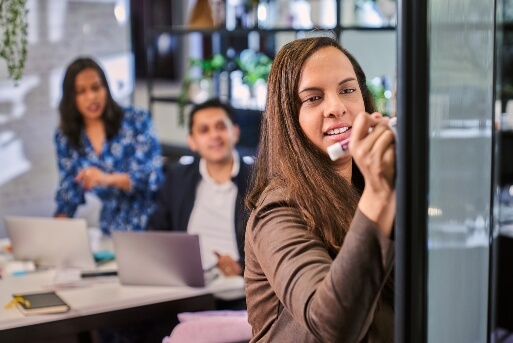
214, 251, 242, 276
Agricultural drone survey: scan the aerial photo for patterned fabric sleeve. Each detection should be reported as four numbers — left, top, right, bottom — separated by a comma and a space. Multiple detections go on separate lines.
53, 130, 85, 217
124, 107, 164, 194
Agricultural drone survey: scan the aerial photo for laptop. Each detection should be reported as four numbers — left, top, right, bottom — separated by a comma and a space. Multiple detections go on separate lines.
4, 216, 97, 271
111, 231, 206, 287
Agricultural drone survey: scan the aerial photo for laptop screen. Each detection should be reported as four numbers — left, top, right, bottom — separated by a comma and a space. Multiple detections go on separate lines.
4, 216, 97, 270
111, 231, 205, 287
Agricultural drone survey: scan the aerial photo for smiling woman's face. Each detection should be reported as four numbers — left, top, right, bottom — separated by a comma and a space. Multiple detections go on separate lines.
297, 46, 365, 162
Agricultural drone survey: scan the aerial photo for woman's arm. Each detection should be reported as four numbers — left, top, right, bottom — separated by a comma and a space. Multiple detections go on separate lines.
248, 202, 394, 342
75, 108, 164, 193
75, 167, 131, 191
53, 130, 85, 217
349, 112, 397, 236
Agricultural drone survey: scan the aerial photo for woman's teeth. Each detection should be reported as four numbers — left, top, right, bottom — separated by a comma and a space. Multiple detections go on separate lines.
326, 127, 348, 135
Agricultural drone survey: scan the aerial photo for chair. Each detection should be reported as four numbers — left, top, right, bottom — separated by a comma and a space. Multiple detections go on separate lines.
162, 310, 252, 343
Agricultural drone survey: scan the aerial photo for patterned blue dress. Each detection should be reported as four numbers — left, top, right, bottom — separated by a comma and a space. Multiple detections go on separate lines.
54, 106, 164, 234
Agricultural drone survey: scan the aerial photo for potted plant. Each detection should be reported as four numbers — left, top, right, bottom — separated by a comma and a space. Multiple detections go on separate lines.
235, 49, 272, 89
0, 0, 29, 82
178, 53, 226, 126
232, 49, 272, 109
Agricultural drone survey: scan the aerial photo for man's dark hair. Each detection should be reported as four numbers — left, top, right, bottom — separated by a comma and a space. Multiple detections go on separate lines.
188, 98, 237, 133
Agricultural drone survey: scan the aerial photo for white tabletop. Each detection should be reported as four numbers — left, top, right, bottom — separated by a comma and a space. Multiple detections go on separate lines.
0, 227, 246, 333
0, 267, 245, 331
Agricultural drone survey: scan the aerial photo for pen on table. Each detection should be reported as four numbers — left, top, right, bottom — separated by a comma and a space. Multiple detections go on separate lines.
327, 116, 397, 161
203, 264, 218, 273
80, 270, 118, 278
203, 264, 221, 283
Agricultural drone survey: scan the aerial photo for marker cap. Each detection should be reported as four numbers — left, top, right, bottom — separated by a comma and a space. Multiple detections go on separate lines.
327, 143, 345, 161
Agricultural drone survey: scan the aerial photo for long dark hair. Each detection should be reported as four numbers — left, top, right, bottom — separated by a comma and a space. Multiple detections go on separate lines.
58, 57, 123, 149
247, 36, 376, 256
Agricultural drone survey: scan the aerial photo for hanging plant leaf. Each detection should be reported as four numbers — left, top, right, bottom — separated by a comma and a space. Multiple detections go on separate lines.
0, 0, 29, 82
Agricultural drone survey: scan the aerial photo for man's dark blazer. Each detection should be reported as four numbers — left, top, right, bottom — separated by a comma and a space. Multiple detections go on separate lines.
147, 152, 253, 271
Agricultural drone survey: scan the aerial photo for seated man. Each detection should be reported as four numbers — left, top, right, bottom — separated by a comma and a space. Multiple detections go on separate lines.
147, 98, 253, 280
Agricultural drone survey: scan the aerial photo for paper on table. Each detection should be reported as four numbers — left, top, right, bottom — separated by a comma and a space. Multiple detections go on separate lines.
4, 260, 36, 276
53, 268, 82, 285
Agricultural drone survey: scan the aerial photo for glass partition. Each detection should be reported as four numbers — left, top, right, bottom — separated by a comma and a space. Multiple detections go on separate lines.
397, 0, 497, 341
426, 0, 494, 342
493, 0, 513, 337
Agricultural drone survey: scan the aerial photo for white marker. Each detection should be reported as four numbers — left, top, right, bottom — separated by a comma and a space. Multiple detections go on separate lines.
327, 117, 397, 161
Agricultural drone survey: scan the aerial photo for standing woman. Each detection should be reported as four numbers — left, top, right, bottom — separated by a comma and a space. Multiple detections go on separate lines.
244, 36, 396, 342
54, 57, 163, 234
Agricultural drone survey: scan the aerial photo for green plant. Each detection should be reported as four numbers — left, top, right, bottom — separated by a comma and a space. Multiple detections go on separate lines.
0, 0, 28, 82
367, 76, 392, 116
178, 53, 226, 126
235, 49, 272, 87
188, 53, 226, 79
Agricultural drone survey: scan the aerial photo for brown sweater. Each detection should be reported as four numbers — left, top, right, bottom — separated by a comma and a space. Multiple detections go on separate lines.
244, 187, 395, 343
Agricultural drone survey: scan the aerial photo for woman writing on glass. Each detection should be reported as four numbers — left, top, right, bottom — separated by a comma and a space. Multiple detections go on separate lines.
244, 36, 396, 342
54, 57, 163, 234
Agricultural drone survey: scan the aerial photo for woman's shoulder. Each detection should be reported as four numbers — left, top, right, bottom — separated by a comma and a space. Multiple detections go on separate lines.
254, 183, 292, 212
54, 126, 64, 136
248, 184, 307, 238
54, 127, 69, 144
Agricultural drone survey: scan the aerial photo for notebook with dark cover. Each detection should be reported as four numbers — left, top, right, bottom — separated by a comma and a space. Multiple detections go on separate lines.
12, 291, 70, 315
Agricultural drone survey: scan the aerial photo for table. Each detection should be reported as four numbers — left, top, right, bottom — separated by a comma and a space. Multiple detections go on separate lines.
0, 267, 245, 342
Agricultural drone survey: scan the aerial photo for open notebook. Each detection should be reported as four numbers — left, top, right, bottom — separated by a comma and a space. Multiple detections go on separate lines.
4, 216, 97, 271
111, 231, 208, 287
